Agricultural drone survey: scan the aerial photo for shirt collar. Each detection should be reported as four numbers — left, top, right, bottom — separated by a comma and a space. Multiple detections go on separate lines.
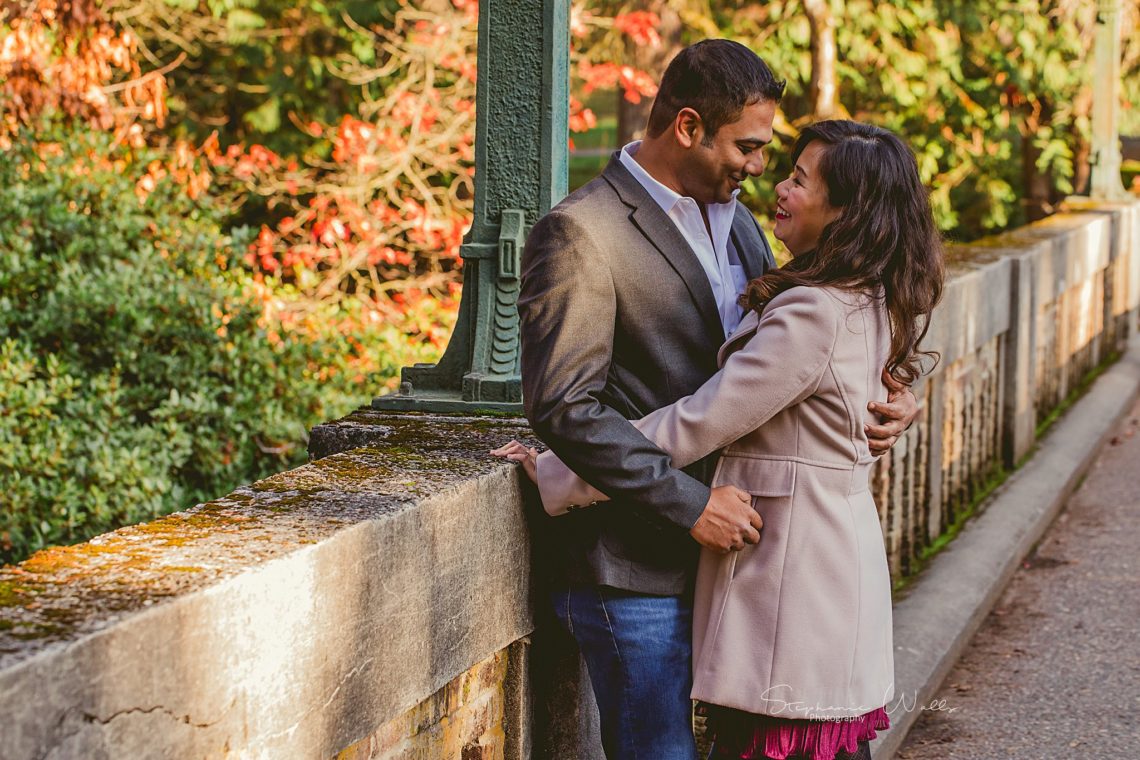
619, 141, 739, 215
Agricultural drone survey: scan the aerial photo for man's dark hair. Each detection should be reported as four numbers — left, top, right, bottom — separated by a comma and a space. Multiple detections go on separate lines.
645, 39, 785, 140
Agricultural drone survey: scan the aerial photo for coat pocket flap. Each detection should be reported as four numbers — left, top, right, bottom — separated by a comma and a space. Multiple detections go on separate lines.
711, 456, 795, 497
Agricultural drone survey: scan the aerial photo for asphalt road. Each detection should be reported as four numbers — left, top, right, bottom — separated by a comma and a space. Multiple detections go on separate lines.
895, 396, 1140, 759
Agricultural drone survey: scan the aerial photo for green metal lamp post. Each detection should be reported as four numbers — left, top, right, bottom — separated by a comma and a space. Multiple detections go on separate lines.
373, 0, 570, 414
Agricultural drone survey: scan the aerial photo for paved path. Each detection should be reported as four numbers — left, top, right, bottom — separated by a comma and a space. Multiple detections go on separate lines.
896, 395, 1140, 759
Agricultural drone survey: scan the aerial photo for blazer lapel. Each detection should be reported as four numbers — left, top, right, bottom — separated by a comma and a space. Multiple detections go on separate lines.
718, 308, 760, 366
603, 156, 725, 345
729, 202, 777, 281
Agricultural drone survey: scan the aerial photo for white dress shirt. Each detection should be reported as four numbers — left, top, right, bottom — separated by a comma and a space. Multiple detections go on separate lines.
619, 141, 749, 336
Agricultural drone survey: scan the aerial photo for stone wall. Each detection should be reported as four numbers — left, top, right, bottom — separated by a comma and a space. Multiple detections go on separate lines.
875, 200, 1140, 575
334, 643, 524, 760
0, 415, 541, 760
1, 200, 1137, 759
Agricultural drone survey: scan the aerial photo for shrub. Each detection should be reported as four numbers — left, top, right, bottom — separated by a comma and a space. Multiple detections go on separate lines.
0, 129, 442, 563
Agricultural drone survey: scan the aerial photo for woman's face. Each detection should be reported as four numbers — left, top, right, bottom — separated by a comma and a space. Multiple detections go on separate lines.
773, 141, 842, 257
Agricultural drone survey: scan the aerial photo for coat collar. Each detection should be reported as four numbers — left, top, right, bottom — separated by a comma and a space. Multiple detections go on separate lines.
718, 308, 761, 366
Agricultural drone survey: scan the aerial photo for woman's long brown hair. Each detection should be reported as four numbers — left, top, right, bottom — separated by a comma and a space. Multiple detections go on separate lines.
741, 120, 945, 385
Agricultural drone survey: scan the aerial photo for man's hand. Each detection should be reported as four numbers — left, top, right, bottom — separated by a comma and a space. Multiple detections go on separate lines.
490, 440, 539, 483
690, 485, 763, 554
866, 370, 920, 456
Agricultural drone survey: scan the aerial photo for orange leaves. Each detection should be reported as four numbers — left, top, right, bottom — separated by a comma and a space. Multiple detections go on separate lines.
332, 116, 374, 165
569, 97, 598, 133
218, 141, 282, 181
0, 0, 174, 143
3, 0, 671, 364
247, 226, 281, 273
210, 301, 233, 340
331, 115, 408, 170
129, 133, 215, 203
134, 160, 165, 203
1, 22, 56, 141
198, 131, 221, 162
313, 217, 349, 247
206, 0, 476, 344
613, 11, 662, 48
578, 61, 658, 104
567, 4, 662, 119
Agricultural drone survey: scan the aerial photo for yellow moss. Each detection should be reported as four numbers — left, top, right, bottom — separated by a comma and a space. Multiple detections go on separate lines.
22, 546, 88, 575
0, 580, 43, 608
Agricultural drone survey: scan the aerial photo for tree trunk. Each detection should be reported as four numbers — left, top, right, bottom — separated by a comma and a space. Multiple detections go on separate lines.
616, 2, 684, 144
1071, 86, 1093, 196
803, 0, 838, 119
1021, 102, 1054, 222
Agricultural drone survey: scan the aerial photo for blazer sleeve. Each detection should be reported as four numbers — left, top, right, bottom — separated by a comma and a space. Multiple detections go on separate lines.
532, 287, 840, 514
519, 209, 711, 528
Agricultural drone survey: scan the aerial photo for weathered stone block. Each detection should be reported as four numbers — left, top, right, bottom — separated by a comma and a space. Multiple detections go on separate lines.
0, 415, 537, 760
1003, 248, 1044, 465
922, 252, 1011, 367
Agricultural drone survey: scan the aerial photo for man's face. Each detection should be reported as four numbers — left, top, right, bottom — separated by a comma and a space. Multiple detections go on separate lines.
678, 99, 776, 205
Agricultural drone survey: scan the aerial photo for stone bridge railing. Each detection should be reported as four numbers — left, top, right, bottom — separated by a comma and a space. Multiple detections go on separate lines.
879, 199, 1139, 577
1, 199, 1137, 759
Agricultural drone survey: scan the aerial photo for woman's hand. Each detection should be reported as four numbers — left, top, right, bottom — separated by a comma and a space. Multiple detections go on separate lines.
490, 440, 539, 484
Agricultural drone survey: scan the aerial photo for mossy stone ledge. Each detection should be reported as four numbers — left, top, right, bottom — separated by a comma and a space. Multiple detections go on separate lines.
0, 412, 544, 759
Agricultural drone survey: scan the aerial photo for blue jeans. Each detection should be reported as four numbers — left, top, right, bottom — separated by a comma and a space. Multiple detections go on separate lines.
552, 586, 698, 760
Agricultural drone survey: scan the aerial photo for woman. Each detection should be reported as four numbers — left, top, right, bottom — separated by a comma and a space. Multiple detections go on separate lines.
494, 120, 944, 760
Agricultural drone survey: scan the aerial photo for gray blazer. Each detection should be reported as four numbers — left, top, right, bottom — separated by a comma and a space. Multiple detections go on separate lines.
519, 154, 775, 595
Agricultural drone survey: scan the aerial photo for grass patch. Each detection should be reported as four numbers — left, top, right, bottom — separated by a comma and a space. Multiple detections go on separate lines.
570, 115, 618, 191
1035, 350, 1120, 438
892, 462, 1008, 596
570, 154, 610, 191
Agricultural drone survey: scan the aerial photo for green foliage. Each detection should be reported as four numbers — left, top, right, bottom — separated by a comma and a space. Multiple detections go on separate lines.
123, 0, 405, 156
709, 0, 1123, 240
0, 340, 189, 559
0, 129, 438, 563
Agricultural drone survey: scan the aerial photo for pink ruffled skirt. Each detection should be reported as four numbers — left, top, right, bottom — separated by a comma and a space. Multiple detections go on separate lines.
703, 704, 890, 760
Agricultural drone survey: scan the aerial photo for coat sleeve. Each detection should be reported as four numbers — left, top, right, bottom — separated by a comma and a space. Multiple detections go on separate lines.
519, 208, 711, 527
531, 287, 840, 513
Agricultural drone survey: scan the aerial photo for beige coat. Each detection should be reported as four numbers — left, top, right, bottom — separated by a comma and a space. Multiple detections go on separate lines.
536, 285, 895, 719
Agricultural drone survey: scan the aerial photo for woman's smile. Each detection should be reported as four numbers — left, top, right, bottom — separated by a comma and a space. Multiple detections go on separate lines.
773, 140, 840, 256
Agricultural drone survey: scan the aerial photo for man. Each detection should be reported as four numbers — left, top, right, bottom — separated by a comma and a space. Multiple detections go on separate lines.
518, 40, 915, 759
